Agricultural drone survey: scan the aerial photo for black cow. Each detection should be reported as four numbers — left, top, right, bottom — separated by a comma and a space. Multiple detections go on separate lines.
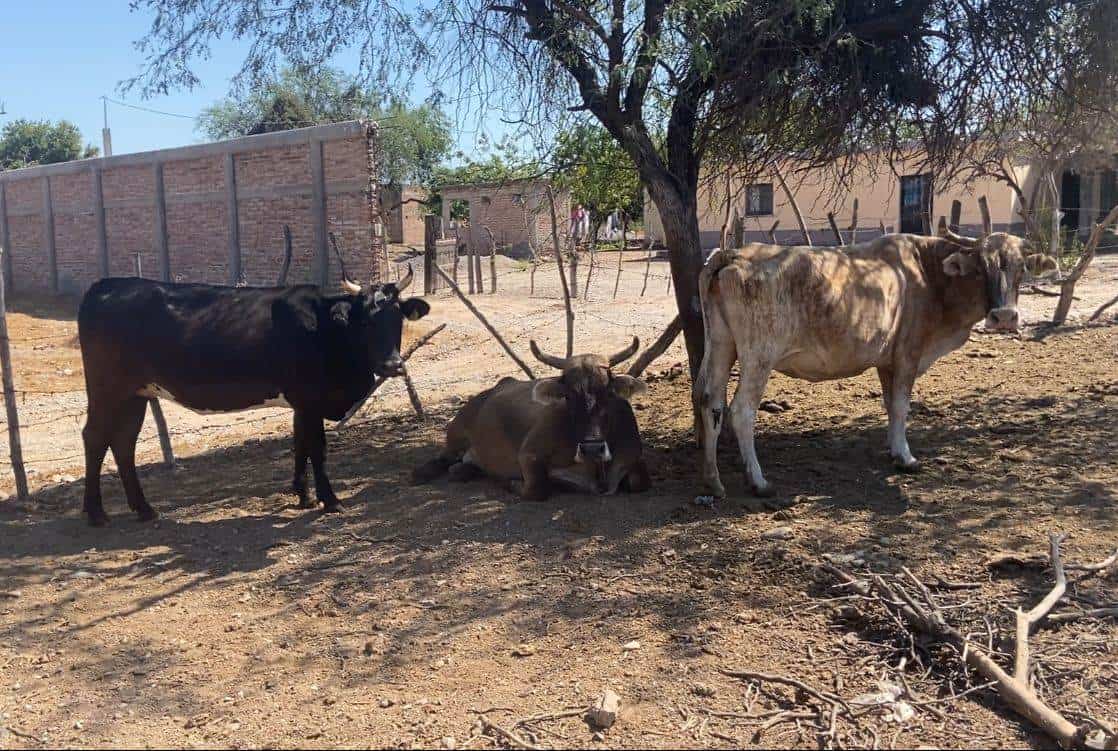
77, 267, 429, 526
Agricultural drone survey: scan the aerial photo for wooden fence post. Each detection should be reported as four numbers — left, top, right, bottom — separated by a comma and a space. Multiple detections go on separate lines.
148, 399, 175, 468
466, 228, 476, 294
847, 198, 859, 245
949, 199, 962, 234
424, 214, 439, 295
0, 244, 29, 502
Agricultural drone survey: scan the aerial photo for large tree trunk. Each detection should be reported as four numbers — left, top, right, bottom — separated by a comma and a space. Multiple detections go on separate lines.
645, 174, 705, 379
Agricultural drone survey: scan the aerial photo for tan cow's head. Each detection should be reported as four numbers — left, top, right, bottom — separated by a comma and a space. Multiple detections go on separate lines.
937, 219, 1048, 333
529, 338, 646, 463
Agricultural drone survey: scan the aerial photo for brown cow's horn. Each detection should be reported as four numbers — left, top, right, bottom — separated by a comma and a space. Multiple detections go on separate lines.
939, 223, 981, 249
396, 264, 414, 293
529, 340, 570, 370
608, 337, 641, 367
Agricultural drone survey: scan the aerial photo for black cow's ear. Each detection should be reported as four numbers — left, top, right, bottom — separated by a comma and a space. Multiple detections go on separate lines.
610, 375, 648, 401
330, 301, 353, 325
531, 378, 568, 405
400, 298, 431, 321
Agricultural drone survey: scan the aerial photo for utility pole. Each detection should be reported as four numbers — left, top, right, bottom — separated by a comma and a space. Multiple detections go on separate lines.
101, 96, 113, 157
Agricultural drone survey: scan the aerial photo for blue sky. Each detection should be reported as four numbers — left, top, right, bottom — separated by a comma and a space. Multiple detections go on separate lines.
1, 2, 512, 159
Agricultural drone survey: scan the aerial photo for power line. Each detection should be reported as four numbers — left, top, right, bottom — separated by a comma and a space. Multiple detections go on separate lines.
103, 96, 197, 120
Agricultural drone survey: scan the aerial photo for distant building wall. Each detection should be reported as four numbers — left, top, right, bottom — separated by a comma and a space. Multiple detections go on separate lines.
382, 184, 429, 246
439, 179, 570, 259
643, 150, 1038, 250
0, 120, 386, 295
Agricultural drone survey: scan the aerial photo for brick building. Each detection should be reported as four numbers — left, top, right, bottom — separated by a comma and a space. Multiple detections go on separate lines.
381, 184, 429, 246
0, 121, 387, 295
438, 178, 570, 258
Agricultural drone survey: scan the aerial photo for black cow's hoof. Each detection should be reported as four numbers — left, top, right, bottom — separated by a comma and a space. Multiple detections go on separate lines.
295, 497, 317, 510
86, 511, 110, 527
134, 506, 159, 522
320, 502, 344, 514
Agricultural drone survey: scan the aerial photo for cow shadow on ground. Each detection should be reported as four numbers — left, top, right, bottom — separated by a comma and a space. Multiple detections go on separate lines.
0, 373, 1114, 735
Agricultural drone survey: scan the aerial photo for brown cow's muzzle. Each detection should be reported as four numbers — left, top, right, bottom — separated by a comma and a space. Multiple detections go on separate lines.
576, 441, 612, 463
986, 307, 1020, 332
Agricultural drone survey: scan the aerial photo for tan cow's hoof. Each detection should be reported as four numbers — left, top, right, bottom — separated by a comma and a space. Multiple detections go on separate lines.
750, 480, 775, 498
893, 458, 921, 473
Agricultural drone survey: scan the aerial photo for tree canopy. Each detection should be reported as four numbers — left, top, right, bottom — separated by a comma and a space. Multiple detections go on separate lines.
198, 66, 453, 186
554, 123, 641, 227
0, 119, 99, 170
129, 0, 1118, 375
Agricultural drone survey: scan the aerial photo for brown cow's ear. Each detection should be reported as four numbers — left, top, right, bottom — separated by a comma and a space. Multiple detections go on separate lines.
610, 375, 648, 401
531, 378, 568, 405
943, 251, 979, 277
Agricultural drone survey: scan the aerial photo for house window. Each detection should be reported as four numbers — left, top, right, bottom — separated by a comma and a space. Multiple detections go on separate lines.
745, 183, 774, 216
899, 173, 933, 233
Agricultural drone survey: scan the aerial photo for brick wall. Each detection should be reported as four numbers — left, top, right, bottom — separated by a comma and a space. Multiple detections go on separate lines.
439, 179, 570, 259
382, 185, 429, 246
0, 121, 386, 295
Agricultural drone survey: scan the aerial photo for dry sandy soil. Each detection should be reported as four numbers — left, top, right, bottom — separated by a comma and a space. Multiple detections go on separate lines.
0, 250, 1116, 749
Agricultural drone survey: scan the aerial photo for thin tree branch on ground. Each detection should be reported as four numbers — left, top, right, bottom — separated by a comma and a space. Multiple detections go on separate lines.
1054, 205, 1118, 325
1089, 292, 1118, 322
819, 533, 1118, 750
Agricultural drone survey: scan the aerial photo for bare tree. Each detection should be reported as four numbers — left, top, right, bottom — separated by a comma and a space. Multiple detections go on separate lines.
129, 0, 1118, 388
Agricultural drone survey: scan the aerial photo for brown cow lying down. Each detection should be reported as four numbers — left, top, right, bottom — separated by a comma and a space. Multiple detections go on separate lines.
413, 339, 651, 500
694, 226, 1049, 498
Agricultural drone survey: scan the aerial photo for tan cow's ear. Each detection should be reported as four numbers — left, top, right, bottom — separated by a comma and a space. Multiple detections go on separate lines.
943, 251, 979, 277
610, 375, 648, 401
531, 378, 568, 405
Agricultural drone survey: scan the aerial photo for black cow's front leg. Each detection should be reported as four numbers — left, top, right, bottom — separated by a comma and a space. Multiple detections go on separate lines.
305, 413, 341, 512
292, 410, 313, 509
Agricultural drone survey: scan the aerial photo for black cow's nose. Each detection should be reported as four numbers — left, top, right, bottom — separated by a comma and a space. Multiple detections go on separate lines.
378, 353, 404, 376
986, 307, 1019, 332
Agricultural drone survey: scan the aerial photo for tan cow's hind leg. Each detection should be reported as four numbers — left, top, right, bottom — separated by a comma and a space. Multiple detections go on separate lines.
877, 366, 919, 470
692, 327, 737, 497
729, 364, 774, 496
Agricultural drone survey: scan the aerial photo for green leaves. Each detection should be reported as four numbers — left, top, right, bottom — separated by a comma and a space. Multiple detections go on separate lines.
554, 123, 641, 224
0, 120, 98, 170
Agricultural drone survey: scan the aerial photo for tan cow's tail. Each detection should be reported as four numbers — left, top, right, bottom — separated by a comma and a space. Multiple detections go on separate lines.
698, 248, 737, 358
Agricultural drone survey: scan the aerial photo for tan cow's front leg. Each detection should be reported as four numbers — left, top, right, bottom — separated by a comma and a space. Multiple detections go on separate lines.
729, 364, 774, 496
877, 366, 919, 471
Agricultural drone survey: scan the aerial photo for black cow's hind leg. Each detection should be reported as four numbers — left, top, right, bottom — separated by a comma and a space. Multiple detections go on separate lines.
306, 414, 341, 512
82, 404, 114, 527
110, 397, 157, 522
292, 410, 314, 509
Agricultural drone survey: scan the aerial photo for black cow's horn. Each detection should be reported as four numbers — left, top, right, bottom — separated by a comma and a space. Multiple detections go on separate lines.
396, 264, 414, 293
608, 337, 641, 367
341, 278, 362, 294
529, 340, 570, 370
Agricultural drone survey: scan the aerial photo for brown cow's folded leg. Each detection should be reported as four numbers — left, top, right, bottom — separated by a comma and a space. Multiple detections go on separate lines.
110, 397, 158, 522
518, 453, 552, 501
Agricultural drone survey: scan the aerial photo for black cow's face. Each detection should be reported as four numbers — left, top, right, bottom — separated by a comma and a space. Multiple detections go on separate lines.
529, 340, 646, 464
335, 267, 430, 377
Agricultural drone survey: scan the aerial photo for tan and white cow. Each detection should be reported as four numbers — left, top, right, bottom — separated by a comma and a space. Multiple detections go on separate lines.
693, 227, 1047, 498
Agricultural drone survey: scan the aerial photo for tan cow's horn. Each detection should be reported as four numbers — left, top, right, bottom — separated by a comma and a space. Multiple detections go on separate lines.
396, 264, 414, 293
937, 218, 981, 250
608, 337, 641, 367
341, 278, 362, 294
529, 340, 570, 370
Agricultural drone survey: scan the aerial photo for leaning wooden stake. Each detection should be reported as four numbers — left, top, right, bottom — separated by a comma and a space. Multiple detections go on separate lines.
949, 199, 962, 233
335, 323, 447, 428
879, 219, 887, 236
482, 225, 498, 294
767, 220, 780, 244
640, 244, 653, 297
627, 315, 683, 378
583, 246, 596, 301
1054, 204, 1118, 325
821, 533, 1118, 750
847, 198, 859, 245
546, 187, 576, 359
433, 264, 535, 378
773, 163, 811, 246
0, 245, 29, 502
400, 365, 425, 418
148, 399, 175, 468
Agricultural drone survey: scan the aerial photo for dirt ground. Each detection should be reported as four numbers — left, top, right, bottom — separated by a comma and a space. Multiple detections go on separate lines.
0, 251, 1116, 749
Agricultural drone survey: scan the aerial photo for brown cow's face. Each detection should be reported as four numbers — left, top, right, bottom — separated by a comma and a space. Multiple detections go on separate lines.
529, 340, 646, 464
944, 233, 1032, 332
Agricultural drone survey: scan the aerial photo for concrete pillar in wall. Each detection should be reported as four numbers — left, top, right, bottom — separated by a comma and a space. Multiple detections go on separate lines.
42, 177, 58, 293
224, 152, 242, 284
92, 166, 108, 279
309, 138, 329, 286
0, 183, 11, 294
153, 162, 171, 282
